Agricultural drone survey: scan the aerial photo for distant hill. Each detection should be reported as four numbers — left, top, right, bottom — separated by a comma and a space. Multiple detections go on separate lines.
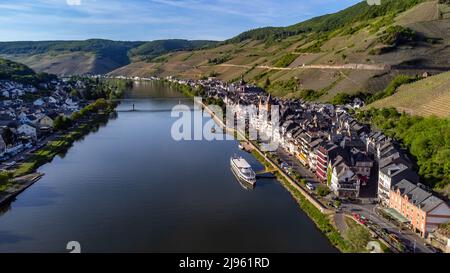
109, 0, 449, 102
0, 39, 217, 76
0, 57, 56, 85
0, 57, 35, 78
367, 71, 450, 117
128, 40, 217, 61
1, 0, 449, 104
226, 0, 425, 43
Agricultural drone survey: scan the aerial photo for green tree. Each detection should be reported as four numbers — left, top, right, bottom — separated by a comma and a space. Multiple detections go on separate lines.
0, 171, 12, 185
71, 111, 82, 121
264, 78, 271, 88
70, 89, 79, 98
53, 115, 72, 131
317, 185, 331, 197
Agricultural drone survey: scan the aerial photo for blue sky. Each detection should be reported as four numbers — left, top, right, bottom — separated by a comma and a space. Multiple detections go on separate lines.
0, 0, 362, 41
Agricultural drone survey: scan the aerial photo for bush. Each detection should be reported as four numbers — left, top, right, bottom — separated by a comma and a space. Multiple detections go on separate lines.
274, 53, 298, 68
208, 54, 231, 65
266, 77, 300, 95
317, 185, 331, 197
53, 115, 72, 131
378, 25, 418, 46
330, 93, 353, 105
297, 89, 326, 101
0, 171, 12, 185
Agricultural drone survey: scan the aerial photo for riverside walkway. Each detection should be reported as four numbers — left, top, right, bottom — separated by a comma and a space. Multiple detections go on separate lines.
199, 99, 332, 215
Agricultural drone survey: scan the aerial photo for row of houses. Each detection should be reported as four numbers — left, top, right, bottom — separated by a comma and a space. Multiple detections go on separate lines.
169, 76, 450, 238
0, 81, 38, 99
0, 79, 83, 159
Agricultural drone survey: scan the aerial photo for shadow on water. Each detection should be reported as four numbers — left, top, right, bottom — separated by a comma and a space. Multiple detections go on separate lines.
0, 230, 32, 244
254, 178, 276, 188
0, 202, 11, 216
12, 185, 61, 208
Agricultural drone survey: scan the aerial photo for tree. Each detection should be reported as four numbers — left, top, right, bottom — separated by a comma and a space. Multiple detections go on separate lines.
70, 89, 79, 98
0, 171, 12, 185
1, 127, 16, 146
317, 185, 330, 197
53, 115, 72, 131
264, 78, 271, 88
71, 111, 82, 121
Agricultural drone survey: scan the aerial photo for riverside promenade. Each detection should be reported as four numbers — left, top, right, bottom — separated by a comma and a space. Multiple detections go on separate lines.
198, 99, 332, 215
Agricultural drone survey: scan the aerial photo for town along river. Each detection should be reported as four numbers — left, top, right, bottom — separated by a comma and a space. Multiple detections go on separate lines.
0, 81, 336, 253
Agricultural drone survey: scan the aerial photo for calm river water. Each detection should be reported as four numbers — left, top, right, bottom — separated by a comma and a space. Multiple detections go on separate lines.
0, 81, 336, 253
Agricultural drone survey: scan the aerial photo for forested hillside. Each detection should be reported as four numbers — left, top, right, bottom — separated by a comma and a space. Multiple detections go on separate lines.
0, 39, 217, 76
357, 108, 450, 197
0, 57, 56, 85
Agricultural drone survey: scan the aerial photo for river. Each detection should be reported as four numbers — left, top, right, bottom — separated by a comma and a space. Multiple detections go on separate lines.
0, 81, 336, 253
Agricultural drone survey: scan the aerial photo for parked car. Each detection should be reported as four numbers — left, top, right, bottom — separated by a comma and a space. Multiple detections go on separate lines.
306, 183, 315, 191
4, 161, 16, 168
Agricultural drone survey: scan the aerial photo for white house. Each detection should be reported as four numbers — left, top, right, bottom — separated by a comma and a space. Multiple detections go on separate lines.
17, 124, 37, 139
33, 98, 45, 106
64, 98, 79, 111
330, 162, 360, 198
18, 112, 30, 123
49, 96, 58, 104
378, 163, 418, 205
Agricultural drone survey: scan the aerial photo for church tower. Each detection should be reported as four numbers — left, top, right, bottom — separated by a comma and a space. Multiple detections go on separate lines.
265, 94, 272, 113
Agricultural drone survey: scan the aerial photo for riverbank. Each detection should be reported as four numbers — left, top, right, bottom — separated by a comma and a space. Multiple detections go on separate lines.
197, 99, 352, 251
0, 99, 118, 207
199, 97, 394, 253
0, 173, 44, 207
12, 100, 117, 178
248, 144, 356, 252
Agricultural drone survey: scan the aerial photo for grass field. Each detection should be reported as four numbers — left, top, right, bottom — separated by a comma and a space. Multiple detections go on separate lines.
368, 71, 450, 117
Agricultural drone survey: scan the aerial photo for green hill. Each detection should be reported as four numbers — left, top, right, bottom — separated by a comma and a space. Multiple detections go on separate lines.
0, 57, 35, 78
227, 0, 425, 43
0, 39, 217, 76
367, 71, 450, 117
0, 57, 56, 85
110, 0, 449, 102
129, 40, 217, 61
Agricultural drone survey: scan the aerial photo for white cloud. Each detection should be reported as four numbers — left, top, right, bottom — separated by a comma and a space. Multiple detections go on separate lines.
66, 0, 81, 6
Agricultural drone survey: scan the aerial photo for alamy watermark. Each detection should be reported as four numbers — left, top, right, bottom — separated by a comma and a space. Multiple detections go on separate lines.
66, 241, 81, 253
170, 97, 280, 151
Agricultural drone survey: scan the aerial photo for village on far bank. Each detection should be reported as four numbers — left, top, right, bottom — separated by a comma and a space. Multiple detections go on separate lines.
0, 78, 79, 160
0, 75, 120, 165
